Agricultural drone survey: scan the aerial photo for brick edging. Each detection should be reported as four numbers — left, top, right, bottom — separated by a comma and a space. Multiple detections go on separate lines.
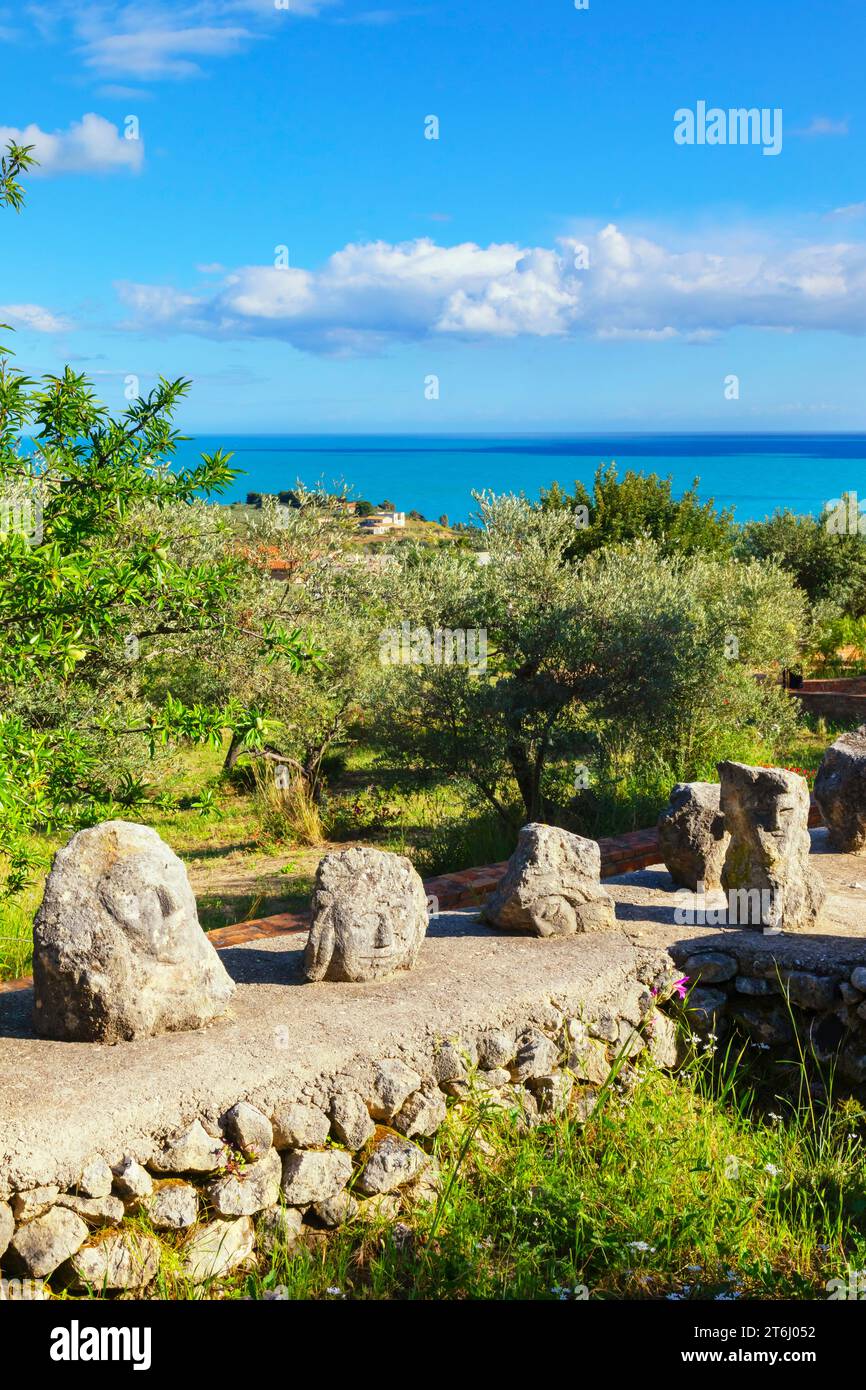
0, 802, 826, 994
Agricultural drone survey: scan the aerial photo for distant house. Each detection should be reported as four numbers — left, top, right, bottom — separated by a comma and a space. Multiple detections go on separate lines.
358, 510, 406, 533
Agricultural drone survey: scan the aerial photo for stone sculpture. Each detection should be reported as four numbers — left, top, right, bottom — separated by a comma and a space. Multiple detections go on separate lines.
814, 726, 866, 853
303, 846, 428, 983
481, 822, 616, 937
718, 762, 825, 932
658, 781, 730, 891
32, 820, 236, 1042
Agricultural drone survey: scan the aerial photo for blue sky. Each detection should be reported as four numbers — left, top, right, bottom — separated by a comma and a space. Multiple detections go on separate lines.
1, 0, 865, 432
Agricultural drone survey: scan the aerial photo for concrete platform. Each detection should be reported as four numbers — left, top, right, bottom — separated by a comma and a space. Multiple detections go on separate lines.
0, 909, 668, 1198
2, 827, 866, 1198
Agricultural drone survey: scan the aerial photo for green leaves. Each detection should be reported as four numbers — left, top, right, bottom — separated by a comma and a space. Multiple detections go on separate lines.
0, 141, 37, 213
0, 358, 282, 892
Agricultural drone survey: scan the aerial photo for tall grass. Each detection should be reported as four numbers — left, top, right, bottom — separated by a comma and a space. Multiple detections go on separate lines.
253, 764, 325, 847
0, 889, 40, 981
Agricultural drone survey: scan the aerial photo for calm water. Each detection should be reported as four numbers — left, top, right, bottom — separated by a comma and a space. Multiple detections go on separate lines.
175, 433, 866, 525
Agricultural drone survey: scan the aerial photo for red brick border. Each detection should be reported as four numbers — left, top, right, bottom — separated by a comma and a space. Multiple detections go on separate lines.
0, 802, 826, 995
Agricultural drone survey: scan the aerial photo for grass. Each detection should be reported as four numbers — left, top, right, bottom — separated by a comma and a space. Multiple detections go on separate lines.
0, 893, 39, 983
50, 1029, 866, 1302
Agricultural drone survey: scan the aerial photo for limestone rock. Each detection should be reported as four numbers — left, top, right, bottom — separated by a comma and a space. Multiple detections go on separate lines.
149, 1120, 227, 1174
528, 1071, 574, 1115
814, 727, 866, 852
312, 1192, 359, 1228
256, 1205, 304, 1255
731, 1004, 793, 1046
366, 1059, 422, 1121
0, 1201, 12, 1259
647, 1012, 680, 1069
617, 1024, 645, 1059
683, 951, 737, 985
781, 971, 837, 1011
78, 1156, 113, 1199
407, 1162, 443, 1206
735, 976, 773, 996
535, 1002, 565, 1033
684, 986, 728, 1033
272, 1102, 330, 1151
588, 1010, 619, 1042
658, 782, 729, 891
181, 1216, 255, 1283
11, 1186, 58, 1221
208, 1149, 281, 1218
432, 1041, 472, 1087
280, 1150, 353, 1206
66, 1231, 161, 1291
55, 1194, 125, 1226
6, 1207, 89, 1279
144, 1182, 199, 1230
112, 1156, 154, 1200
516, 1088, 541, 1128
357, 1193, 401, 1222
393, 1085, 447, 1138
32, 820, 236, 1042
357, 1133, 429, 1196
222, 1102, 273, 1160
566, 1035, 610, 1085
477, 1067, 512, 1090
303, 846, 428, 983
509, 1028, 560, 1081
477, 1028, 515, 1070
719, 762, 826, 932
482, 823, 616, 937
330, 1092, 376, 1150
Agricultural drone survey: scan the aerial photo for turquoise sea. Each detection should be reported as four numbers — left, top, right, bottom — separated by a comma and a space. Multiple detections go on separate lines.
174, 434, 866, 526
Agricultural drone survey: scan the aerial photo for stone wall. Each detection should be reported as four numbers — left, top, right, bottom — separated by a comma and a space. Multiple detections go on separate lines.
670, 938, 866, 1082
0, 938, 680, 1297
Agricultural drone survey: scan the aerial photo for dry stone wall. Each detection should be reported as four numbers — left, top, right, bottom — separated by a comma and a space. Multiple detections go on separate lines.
0, 949, 680, 1298
672, 939, 866, 1081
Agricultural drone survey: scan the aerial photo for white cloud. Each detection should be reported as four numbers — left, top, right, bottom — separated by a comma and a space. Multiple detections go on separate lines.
0, 114, 143, 175
793, 116, 850, 137
0, 303, 71, 332
96, 84, 154, 100
827, 202, 866, 221
81, 24, 253, 79
114, 223, 866, 354
14, 1, 342, 82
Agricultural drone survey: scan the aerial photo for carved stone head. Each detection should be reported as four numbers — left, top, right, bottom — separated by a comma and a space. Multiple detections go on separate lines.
303, 847, 429, 983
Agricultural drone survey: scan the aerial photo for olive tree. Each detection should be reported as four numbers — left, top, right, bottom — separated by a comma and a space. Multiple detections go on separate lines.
374, 494, 806, 827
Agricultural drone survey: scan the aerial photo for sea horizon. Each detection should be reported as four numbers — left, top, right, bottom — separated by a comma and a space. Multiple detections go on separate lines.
175, 431, 866, 527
